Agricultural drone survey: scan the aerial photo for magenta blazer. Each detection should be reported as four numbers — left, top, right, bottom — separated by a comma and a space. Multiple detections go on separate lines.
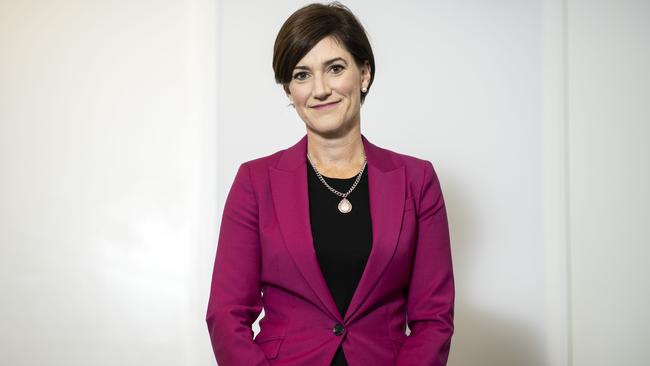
206, 134, 454, 365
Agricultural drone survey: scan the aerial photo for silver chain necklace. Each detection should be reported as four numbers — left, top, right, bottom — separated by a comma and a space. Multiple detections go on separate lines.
306, 152, 367, 214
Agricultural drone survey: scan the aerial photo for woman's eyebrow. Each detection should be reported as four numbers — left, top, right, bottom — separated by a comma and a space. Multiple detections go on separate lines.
294, 57, 348, 71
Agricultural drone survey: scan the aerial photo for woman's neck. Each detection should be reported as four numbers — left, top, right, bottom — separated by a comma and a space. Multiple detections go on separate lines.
306, 129, 365, 179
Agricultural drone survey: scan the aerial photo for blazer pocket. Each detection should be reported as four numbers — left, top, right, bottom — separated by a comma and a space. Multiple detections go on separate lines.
404, 196, 416, 212
256, 337, 284, 360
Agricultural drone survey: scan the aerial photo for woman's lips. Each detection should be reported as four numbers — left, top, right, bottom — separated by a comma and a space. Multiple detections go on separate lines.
311, 101, 340, 110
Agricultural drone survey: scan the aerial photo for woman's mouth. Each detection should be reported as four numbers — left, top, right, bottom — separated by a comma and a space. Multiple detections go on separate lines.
311, 101, 340, 110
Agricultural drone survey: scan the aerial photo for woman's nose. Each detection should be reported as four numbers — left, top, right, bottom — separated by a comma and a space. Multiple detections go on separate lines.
312, 74, 331, 99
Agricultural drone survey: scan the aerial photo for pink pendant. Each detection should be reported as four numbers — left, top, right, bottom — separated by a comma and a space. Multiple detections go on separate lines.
338, 198, 352, 213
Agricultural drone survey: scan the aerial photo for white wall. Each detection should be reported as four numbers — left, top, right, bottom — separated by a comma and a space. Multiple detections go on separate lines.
0, 0, 218, 365
567, 1, 650, 364
1, 0, 648, 365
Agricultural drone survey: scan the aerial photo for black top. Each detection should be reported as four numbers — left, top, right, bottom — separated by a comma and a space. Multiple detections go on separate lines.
307, 163, 373, 366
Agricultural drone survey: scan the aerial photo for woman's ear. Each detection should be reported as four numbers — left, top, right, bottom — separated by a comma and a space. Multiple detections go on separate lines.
361, 60, 371, 89
284, 85, 294, 107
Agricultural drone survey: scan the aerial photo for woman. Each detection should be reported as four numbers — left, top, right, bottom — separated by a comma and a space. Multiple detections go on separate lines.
206, 2, 454, 365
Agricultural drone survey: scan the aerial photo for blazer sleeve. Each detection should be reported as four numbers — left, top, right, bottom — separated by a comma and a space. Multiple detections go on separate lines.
205, 162, 270, 366
395, 160, 455, 366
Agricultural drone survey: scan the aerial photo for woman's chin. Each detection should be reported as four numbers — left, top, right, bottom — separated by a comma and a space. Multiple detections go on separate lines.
306, 122, 353, 138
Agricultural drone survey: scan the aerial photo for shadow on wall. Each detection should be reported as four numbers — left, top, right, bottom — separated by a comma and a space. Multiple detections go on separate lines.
443, 173, 545, 366
448, 304, 545, 366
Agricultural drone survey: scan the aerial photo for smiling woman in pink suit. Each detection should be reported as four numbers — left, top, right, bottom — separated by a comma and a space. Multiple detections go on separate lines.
206, 2, 454, 365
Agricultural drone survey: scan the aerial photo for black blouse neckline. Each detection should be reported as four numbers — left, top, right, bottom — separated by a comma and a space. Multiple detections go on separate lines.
321, 175, 358, 181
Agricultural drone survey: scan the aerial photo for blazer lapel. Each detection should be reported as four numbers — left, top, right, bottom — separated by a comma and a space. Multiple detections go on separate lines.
269, 133, 406, 324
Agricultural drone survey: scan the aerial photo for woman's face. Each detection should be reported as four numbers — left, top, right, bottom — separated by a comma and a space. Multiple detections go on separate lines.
286, 36, 371, 137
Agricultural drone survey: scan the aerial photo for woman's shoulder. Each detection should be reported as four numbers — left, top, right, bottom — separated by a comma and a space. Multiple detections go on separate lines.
238, 146, 287, 174
364, 140, 438, 177
374, 143, 432, 169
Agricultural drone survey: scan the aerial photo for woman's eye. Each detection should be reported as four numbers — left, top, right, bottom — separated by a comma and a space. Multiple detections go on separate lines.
330, 64, 345, 74
292, 72, 308, 81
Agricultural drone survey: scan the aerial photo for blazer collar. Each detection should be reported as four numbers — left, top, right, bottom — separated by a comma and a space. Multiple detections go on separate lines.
269, 133, 406, 324
274, 133, 397, 173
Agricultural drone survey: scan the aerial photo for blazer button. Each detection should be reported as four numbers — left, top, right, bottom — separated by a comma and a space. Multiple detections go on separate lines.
332, 323, 345, 336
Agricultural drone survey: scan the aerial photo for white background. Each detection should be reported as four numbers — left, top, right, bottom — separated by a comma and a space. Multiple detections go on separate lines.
1, 0, 648, 365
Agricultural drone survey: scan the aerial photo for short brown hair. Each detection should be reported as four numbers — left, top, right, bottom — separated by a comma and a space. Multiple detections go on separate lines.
273, 2, 375, 103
